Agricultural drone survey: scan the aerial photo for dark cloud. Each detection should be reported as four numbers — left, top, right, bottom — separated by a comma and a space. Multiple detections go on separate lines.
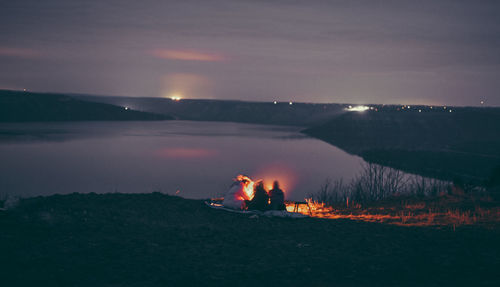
1, 0, 499, 105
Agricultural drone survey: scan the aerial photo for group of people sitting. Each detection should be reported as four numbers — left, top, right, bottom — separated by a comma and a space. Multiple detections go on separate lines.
222, 176, 286, 211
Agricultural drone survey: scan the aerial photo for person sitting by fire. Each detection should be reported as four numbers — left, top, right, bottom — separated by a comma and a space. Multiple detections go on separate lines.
268, 180, 286, 210
223, 175, 252, 210
246, 181, 269, 211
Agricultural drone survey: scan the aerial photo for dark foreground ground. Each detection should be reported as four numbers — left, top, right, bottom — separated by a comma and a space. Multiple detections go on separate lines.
1, 193, 499, 286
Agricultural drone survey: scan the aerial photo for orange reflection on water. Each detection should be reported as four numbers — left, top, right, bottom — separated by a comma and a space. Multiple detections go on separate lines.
157, 147, 218, 159
150, 49, 225, 62
0, 46, 41, 58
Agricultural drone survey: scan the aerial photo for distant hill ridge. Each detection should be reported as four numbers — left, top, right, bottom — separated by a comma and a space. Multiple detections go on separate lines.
74, 94, 346, 126
0, 90, 171, 122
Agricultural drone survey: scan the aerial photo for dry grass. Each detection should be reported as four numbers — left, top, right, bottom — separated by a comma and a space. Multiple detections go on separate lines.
307, 163, 500, 227
295, 194, 500, 227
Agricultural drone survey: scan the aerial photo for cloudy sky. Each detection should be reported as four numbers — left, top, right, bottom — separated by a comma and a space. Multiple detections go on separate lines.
1, 0, 499, 105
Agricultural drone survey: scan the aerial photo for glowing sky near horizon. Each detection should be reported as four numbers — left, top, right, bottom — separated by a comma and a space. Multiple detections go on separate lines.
1, 0, 499, 106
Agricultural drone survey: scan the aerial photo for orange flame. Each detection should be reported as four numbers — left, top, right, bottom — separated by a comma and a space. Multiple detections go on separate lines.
234, 175, 255, 200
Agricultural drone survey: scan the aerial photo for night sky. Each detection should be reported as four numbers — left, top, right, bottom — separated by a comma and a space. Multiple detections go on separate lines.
1, 0, 499, 106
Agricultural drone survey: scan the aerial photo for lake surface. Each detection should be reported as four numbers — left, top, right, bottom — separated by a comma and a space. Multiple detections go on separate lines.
0, 121, 365, 200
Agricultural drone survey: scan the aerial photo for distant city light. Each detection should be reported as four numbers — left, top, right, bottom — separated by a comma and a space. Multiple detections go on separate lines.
171, 96, 182, 101
449, 109, 452, 113
289, 101, 293, 105
480, 101, 484, 105
407, 105, 410, 108
443, 106, 447, 109
430, 106, 433, 109
273, 101, 277, 104
124, 107, 129, 110
418, 109, 421, 113
346, 105, 370, 112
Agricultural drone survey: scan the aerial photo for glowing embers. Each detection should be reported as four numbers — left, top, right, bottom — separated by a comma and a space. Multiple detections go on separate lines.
345, 105, 370, 112
287, 199, 500, 227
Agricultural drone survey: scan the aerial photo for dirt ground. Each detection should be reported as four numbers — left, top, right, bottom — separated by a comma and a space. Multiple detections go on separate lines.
1, 193, 499, 286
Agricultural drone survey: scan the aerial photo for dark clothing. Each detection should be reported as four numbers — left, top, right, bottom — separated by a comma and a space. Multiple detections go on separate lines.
247, 186, 269, 211
269, 188, 285, 210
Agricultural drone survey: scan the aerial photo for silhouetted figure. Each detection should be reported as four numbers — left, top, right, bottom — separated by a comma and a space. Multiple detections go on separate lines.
246, 181, 269, 211
269, 180, 286, 211
223, 176, 252, 210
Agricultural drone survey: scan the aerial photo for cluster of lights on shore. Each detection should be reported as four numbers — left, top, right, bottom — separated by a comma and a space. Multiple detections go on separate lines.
342, 103, 494, 113
16, 88, 486, 109
343, 104, 455, 113
346, 105, 371, 112
272, 101, 293, 105
161, 93, 486, 112
400, 105, 454, 113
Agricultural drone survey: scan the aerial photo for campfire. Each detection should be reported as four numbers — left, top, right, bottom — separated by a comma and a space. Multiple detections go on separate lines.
217, 175, 499, 227
221, 174, 313, 215
235, 174, 255, 200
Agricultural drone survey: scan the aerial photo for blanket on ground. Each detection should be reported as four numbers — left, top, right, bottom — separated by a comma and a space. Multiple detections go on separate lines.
204, 201, 308, 218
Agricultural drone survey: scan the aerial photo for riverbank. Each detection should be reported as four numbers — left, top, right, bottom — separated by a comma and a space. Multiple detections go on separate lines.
1, 193, 499, 286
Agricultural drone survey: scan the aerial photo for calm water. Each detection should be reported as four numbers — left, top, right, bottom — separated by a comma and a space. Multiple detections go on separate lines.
0, 121, 365, 201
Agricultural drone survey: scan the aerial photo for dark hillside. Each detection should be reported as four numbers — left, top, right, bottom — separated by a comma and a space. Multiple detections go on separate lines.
0, 90, 171, 122
304, 108, 500, 183
75, 94, 346, 126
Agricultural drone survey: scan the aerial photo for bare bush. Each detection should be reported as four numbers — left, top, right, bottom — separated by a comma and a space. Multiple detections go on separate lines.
407, 176, 448, 197
309, 178, 349, 206
310, 163, 452, 205
352, 163, 407, 201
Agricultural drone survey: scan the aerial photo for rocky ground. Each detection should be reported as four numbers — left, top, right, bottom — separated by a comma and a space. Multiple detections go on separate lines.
1, 193, 499, 286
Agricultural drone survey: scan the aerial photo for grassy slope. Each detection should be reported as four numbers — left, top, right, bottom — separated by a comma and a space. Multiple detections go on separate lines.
0, 90, 172, 122
1, 193, 499, 286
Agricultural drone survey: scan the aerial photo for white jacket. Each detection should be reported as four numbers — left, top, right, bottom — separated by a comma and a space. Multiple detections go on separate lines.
222, 182, 250, 210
